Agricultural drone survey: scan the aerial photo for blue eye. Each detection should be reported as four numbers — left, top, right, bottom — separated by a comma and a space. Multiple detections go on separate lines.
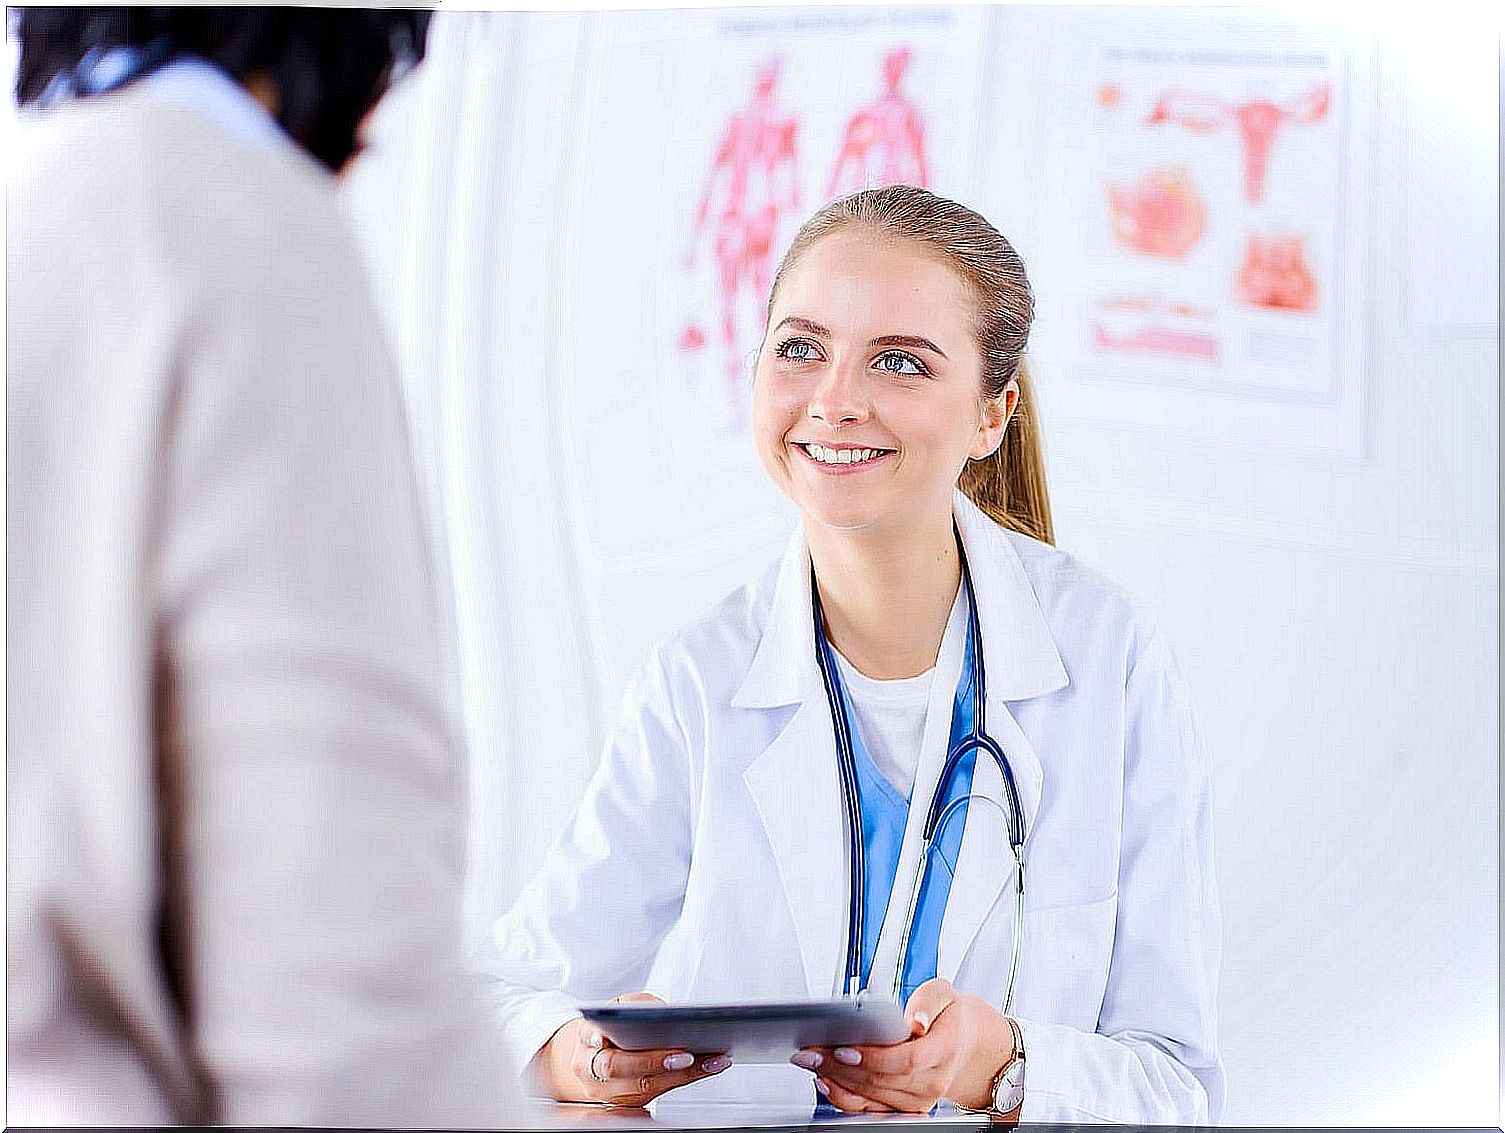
775, 338, 821, 362
875, 350, 929, 377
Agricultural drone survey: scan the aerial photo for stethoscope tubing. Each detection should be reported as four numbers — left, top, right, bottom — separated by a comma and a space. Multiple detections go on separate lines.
812, 587, 868, 997
812, 534, 1027, 1006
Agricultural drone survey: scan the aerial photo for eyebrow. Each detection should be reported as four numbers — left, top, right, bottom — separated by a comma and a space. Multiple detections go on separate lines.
772, 318, 949, 360
774, 316, 831, 338
872, 334, 947, 359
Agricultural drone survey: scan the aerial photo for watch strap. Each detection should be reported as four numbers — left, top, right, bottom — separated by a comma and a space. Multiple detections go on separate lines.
989, 1016, 1026, 1120
957, 1016, 1025, 1124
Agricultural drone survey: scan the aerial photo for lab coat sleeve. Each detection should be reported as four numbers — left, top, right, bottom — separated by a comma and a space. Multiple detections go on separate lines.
1016, 627, 1224, 1124
474, 646, 695, 1076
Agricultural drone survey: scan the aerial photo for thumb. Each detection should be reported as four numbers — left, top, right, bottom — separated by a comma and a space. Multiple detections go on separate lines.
904, 978, 956, 1037
610, 991, 666, 1005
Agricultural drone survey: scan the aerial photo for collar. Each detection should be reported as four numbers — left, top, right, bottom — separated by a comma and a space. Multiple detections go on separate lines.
732, 491, 1068, 709
139, 57, 290, 156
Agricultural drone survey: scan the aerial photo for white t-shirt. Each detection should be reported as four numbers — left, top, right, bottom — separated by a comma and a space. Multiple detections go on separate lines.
831, 587, 968, 799
832, 651, 934, 798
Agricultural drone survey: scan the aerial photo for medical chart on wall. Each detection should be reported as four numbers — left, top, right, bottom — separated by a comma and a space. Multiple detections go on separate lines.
1083, 46, 1346, 401
1010, 13, 1376, 458
550, 6, 997, 695
656, 6, 993, 440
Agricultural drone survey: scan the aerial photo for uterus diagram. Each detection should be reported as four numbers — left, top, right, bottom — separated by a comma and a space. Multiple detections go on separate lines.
1099, 74, 1332, 322
1144, 80, 1332, 205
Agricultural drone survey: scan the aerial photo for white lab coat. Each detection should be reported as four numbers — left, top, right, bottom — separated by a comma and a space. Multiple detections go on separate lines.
477, 492, 1223, 1123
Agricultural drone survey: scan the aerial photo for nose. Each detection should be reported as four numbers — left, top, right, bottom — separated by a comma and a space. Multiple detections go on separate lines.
806, 355, 869, 426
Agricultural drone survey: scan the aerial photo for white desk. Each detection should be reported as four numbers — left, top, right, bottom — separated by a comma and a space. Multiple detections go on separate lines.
536, 1099, 992, 1129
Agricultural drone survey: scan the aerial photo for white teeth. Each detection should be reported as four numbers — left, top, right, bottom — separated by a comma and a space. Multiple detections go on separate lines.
803, 443, 887, 466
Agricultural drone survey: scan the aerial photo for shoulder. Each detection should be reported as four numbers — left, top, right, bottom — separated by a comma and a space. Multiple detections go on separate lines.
13, 90, 358, 302
642, 556, 781, 693
599, 556, 783, 774
996, 527, 1163, 676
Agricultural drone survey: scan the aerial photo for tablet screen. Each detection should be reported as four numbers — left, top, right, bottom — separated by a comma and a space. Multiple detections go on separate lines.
581, 999, 910, 1064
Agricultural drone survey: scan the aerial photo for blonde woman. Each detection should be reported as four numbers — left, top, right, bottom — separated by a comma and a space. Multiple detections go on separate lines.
479, 186, 1222, 1124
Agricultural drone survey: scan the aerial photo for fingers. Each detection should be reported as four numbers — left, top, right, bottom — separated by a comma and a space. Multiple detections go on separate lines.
575, 1027, 730, 1106
903, 977, 958, 1037
815, 1072, 932, 1115
793, 1035, 921, 1080
582, 1040, 727, 1084
610, 991, 666, 1006
808, 1055, 936, 1114
816, 1074, 893, 1114
792, 985, 957, 1115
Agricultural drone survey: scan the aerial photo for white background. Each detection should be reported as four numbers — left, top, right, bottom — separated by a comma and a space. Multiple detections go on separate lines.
344, 5, 1500, 1125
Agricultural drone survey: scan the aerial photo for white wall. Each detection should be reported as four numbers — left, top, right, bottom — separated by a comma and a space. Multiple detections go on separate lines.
344, 7, 1499, 1123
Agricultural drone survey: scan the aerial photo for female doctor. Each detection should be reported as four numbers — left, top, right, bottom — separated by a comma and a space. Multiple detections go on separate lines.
478, 186, 1223, 1124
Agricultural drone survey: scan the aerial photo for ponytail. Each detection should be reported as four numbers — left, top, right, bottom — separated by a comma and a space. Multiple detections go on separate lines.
959, 357, 1054, 545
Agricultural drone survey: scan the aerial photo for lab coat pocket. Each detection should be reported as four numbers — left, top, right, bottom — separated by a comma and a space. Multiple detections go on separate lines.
1016, 893, 1118, 1030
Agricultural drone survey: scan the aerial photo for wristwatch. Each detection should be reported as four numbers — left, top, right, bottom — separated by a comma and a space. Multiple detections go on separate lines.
986, 1016, 1027, 1120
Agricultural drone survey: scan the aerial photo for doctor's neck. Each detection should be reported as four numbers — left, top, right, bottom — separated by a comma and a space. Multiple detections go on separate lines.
807, 513, 961, 682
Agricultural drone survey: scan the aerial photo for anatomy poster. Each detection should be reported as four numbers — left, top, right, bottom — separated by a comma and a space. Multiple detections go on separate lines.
1084, 46, 1346, 401
550, 6, 995, 617
656, 7, 993, 438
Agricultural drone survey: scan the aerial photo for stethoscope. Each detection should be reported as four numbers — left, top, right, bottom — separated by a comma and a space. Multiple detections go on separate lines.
812, 534, 1027, 1012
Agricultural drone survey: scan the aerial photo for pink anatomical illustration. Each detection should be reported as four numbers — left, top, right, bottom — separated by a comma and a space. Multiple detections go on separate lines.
1107, 166, 1207, 258
1235, 233, 1319, 312
1145, 80, 1332, 203
825, 46, 930, 199
1093, 295, 1219, 361
682, 56, 802, 411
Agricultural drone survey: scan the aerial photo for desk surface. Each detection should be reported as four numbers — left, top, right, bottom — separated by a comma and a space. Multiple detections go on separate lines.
534, 1100, 990, 1130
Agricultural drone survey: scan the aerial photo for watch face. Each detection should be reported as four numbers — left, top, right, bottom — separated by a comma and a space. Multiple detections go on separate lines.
994, 1061, 1026, 1111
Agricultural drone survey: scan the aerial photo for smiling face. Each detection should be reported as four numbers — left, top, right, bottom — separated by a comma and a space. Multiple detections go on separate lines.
752, 230, 1011, 539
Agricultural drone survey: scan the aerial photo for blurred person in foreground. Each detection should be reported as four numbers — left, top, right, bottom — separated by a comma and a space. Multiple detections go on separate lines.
7, 8, 521, 1125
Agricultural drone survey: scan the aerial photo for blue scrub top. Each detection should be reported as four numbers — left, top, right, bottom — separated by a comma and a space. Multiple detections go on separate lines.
813, 621, 977, 1118
835, 613, 981, 1004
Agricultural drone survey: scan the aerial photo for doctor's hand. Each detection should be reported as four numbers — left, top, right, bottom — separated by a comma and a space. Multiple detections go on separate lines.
789, 978, 1015, 1114
533, 992, 732, 1107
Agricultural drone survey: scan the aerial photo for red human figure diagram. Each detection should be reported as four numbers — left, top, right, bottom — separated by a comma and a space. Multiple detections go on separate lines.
1145, 80, 1331, 203
825, 46, 929, 199
683, 57, 801, 403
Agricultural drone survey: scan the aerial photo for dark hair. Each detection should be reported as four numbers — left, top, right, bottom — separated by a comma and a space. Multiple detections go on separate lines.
768, 185, 1055, 545
12, 6, 431, 173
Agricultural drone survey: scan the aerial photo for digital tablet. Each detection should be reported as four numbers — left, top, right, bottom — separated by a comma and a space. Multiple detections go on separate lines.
580, 999, 910, 1064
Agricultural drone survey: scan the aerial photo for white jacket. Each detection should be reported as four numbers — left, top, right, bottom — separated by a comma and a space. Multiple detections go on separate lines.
478, 492, 1223, 1123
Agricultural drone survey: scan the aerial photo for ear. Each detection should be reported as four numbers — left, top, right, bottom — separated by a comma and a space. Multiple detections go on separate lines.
970, 377, 1019, 460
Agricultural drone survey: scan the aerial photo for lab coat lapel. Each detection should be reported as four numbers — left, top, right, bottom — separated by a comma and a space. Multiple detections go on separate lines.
742, 699, 848, 999
937, 495, 1066, 979
737, 524, 848, 997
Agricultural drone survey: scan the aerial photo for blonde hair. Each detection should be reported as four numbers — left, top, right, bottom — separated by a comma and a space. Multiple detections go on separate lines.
766, 185, 1055, 545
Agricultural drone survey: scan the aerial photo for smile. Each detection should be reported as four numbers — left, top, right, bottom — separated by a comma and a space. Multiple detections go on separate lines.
796, 442, 895, 468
